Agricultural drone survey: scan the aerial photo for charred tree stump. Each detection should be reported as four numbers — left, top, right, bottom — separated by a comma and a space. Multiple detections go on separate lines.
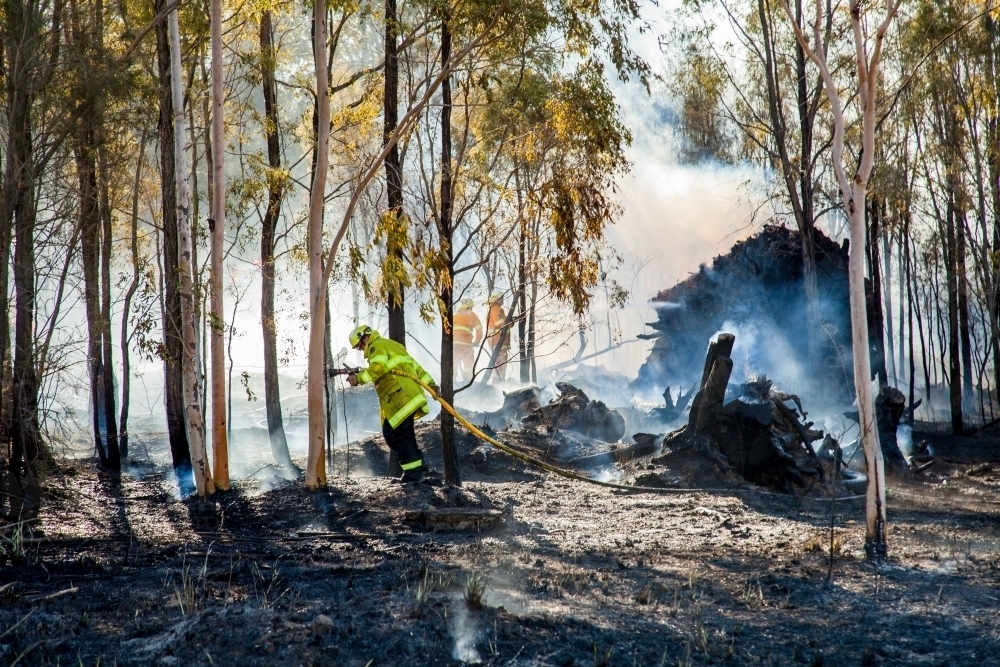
875, 387, 910, 479
664, 334, 823, 493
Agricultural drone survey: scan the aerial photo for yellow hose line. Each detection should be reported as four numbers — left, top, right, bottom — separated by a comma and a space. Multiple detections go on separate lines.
386, 369, 770, 496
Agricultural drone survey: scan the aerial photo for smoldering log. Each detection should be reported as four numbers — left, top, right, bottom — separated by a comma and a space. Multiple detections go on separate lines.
568, 433, 662, 468
521, 382, 626, 443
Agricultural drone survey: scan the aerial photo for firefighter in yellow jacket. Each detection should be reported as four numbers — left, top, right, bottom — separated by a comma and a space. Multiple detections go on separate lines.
346, 326, 438, 482
453, 299, 483, 381
486, 291, 510, 381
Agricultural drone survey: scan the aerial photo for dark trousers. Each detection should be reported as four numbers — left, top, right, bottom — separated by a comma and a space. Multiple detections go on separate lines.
382, 415, 423, 471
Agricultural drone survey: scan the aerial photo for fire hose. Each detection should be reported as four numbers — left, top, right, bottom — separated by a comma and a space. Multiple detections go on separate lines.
376, 368, 853, 498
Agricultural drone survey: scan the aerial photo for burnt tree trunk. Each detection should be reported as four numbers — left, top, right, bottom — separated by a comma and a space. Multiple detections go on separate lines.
945, 192, 964, 434
438, 16, 460, 486
956, 211, 974, 414
258, 10, 296, 474
156, 0, 195, 493
384, 0, 406, 345
76, 133, 109, 466
120, 129, 149, 461
866, 196, 888, 387
516, 208, 529, 383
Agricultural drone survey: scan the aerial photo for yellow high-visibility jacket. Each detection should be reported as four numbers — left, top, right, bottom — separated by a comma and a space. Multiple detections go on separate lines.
356, 331, 435, 428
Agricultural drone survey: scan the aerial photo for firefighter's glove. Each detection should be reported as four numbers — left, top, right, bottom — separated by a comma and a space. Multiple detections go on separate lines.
428, 382, 441, 396
347, 373, 359, 387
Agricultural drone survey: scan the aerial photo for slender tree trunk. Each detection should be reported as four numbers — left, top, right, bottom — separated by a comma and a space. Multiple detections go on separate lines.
956, 211, 974, 415
120, 130, 149, 461
794, 0, 822, 381
258, 10, 295, 474
170, 6, 213, 496
528, 265, 537, 383
849, 186, 886, 562
882, 230, 896, 384
11, 162, 49, 485
324, 289, 336, 472
517, 208, 529, 383
867, 196, 888, 387
905, 214, 916, 421
155, 0, 194, 494
896, 229, 905, 382
210, 0, 229, 490
943, 195, 963, 434
0, 205, 9, 463
384, 0, 406, 345
92, 0, 120, 469
915, 254, 931, 405
76, 135, 109, 466
99, 146, 121, 470
439, 16, 460, 486
306, 0, 330, 489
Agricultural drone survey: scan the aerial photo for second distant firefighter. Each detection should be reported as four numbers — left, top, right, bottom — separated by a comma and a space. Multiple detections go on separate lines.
486, 291, 510, 381
453, 299, 483, 382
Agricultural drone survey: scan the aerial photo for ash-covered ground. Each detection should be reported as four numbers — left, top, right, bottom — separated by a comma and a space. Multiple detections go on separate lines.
2, 423, 999, 667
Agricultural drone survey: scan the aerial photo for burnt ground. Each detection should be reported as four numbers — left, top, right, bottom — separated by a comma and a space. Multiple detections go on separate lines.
2, 425, 999, 667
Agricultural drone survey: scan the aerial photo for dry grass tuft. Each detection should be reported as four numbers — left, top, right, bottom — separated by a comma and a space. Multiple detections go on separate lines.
464, 572, 486, 611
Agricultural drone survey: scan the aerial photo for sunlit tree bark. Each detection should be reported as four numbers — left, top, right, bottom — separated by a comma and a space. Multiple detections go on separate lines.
781, 0, 902, 562
210, 0, 229, 490
169, 6, 213, 497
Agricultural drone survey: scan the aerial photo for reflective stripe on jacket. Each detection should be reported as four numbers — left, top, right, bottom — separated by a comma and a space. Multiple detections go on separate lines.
356, 331, 435, 428
453, 308, 483, 347
487, 304, 510, 350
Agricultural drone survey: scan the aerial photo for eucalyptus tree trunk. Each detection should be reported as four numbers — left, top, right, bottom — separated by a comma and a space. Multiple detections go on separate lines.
155, 0, 194, 494
306, 0, 331, 489
781, 0, 901, 562
120, 130, 149, 461
99, 143, 121, 469
258, 10, 296, 474
517, 215, 529, 383
384, 0, 406, 345
170, 7, 213, 497
867, 196, 888, 387
77, 136, 109, 466
210, 0, 229, 489
956, 211, 974, 415
70, 0, 119, 469
439, 16, 460, 486
944, 196, 963, 434
94, 0, 120, 469
6, 0, 54, 496
0, 204, 9, 456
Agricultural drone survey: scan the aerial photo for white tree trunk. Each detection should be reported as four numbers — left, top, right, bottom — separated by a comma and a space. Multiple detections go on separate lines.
781, 0, 901, 560
847, 183, 887, 560
306, 0, 330, 489
210, 0, 229, 490
169, 7, 214, 497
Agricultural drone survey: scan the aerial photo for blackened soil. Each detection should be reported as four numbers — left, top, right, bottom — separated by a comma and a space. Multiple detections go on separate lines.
1, 426, 999, 666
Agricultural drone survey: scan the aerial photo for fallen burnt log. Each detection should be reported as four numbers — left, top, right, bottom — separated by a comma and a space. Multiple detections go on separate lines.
521, 382, 626, 443
568, 433, 662, 468
658, 334, 827, 493
486, 387, 541, 426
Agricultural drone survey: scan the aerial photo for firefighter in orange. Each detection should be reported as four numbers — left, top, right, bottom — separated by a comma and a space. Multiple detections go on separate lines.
486, 291, 511, 381
453, 298, 482, 381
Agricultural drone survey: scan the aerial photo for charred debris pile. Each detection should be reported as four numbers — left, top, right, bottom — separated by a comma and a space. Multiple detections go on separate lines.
636, 224, 853, 398
435, 333, 913, 494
